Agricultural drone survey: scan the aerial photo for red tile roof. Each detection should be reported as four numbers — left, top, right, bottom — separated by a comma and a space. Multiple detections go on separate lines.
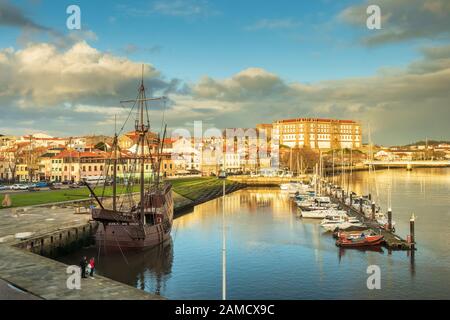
276, 118, 358, 124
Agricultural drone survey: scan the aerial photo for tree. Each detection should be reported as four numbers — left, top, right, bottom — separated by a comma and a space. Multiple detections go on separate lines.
279, 146, 319, 174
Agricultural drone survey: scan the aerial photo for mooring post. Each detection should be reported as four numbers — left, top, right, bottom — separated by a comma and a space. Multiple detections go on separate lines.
371, 202, 376, 220
410, 213, 415, 250
387, 209, 392, 231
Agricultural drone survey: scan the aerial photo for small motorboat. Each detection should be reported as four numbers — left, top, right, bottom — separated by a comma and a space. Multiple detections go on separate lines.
301, 209, 348, 219
333, 229, 373, 239
336, 234, 384, 247
320, 217, 364, 232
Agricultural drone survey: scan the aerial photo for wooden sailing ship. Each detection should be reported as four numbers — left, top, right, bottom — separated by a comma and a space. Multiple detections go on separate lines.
88, 68, 173, 251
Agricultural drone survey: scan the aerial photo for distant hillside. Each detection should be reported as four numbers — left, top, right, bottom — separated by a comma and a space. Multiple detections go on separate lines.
405, 140, 450, 147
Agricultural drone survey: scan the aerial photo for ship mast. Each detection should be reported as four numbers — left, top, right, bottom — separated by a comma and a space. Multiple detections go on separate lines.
112, 116, 118, 212
119, 65, 166, 223
137, 69, 148, 224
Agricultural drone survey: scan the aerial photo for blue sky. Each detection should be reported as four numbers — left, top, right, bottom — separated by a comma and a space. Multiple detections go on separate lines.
2, 0, 420, 82
1, 0, 450, 144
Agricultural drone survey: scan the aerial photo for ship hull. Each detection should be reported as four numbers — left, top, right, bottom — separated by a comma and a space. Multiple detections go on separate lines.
92, 183, 174, 251
95, 223, 172, 251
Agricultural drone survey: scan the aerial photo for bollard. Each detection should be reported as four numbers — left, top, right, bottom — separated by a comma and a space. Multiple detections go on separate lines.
359, 198, 363, 213
387, 209, 392, 231
368, 193, 372, 201
371, 202, 376, 220
341, 189, 345, 200
350, 193, 353, 206
410, 214, 415, 250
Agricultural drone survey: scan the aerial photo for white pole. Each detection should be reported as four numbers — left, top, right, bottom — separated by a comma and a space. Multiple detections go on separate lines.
222, 179, 226, 300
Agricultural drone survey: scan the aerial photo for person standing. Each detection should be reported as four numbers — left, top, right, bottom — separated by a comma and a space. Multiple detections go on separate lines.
89, 257, 95, 278
79, 256, 87, 278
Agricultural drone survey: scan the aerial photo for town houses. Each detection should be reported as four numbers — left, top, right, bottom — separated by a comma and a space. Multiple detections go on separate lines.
1, 118, 448, 184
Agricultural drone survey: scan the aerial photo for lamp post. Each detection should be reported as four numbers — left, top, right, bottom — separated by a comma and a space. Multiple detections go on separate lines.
218, 170, 227, 300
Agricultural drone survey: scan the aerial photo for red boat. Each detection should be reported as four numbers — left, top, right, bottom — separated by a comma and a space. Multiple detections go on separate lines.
336, 234, 384, 247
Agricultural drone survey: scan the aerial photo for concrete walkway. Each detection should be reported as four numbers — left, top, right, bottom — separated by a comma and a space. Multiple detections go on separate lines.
0, 245, 163, 300
0, 205, 164, 300
0, 279, 41, 300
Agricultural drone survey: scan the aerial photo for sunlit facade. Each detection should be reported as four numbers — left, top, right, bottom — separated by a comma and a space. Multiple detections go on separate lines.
271, 118, 362, 149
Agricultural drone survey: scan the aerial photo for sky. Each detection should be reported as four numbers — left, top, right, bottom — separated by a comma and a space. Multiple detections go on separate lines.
0, 0, 450, 145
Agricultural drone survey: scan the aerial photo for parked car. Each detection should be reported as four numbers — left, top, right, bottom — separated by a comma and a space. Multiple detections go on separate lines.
0, 185, 11, 191
35, 181, 49, 188
11, 184, 28, 190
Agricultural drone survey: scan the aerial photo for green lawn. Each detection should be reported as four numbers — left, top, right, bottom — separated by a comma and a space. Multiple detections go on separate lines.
1, 185, 138, 209
0, 177, 237, 209
170, 177, 236, 201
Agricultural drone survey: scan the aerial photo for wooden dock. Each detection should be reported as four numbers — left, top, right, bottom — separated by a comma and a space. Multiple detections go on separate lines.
330, 194, 414, 250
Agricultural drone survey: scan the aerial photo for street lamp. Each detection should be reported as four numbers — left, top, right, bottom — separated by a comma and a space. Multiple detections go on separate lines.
218, 169, 227, 300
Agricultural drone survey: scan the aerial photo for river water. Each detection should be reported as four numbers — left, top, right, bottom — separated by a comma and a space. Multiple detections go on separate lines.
58, 168, 450, 299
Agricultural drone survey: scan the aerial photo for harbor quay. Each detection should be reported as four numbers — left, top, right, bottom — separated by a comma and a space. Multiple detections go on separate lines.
0, 179, 246, 300
0, 205, 163, 300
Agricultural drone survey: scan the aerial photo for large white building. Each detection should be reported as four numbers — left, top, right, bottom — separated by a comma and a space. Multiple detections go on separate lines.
269, 118, 362, 149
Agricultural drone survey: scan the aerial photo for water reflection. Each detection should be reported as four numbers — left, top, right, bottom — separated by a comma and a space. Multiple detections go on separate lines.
60, 239, 173, 296
58, 168, 449, 299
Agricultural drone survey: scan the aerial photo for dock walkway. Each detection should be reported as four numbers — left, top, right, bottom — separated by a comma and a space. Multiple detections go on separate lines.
331, 196, 412, 250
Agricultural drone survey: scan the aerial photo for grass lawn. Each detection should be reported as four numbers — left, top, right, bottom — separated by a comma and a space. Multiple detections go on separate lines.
0, 177, 237, 209
170, 177, 236, 201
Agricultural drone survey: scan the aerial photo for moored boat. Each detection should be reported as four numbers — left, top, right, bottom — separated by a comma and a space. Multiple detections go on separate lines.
320, 217, 364, 232
89, 68, 173, 251
336, 234, 384, 247
301, 209, 348, 219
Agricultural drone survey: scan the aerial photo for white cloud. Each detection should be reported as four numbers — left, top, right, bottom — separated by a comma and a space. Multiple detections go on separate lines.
339, 0, 450, 45
1, 41, 450, 145
0, 41, 159, 107
182, 46, 450, 144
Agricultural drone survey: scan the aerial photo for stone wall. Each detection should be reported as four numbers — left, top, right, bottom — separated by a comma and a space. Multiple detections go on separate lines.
15, 221, 98, 258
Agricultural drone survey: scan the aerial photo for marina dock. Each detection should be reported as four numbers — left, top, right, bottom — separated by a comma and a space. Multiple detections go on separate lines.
330, 196, 413, 250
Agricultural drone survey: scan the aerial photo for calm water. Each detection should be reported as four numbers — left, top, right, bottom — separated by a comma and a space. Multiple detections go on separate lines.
59, 168, 450, 299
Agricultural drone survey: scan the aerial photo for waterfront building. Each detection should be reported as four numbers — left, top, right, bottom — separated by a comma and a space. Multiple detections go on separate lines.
269, 117, 362, 150
0, 158, 10, 181
49, 150, 108, 182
